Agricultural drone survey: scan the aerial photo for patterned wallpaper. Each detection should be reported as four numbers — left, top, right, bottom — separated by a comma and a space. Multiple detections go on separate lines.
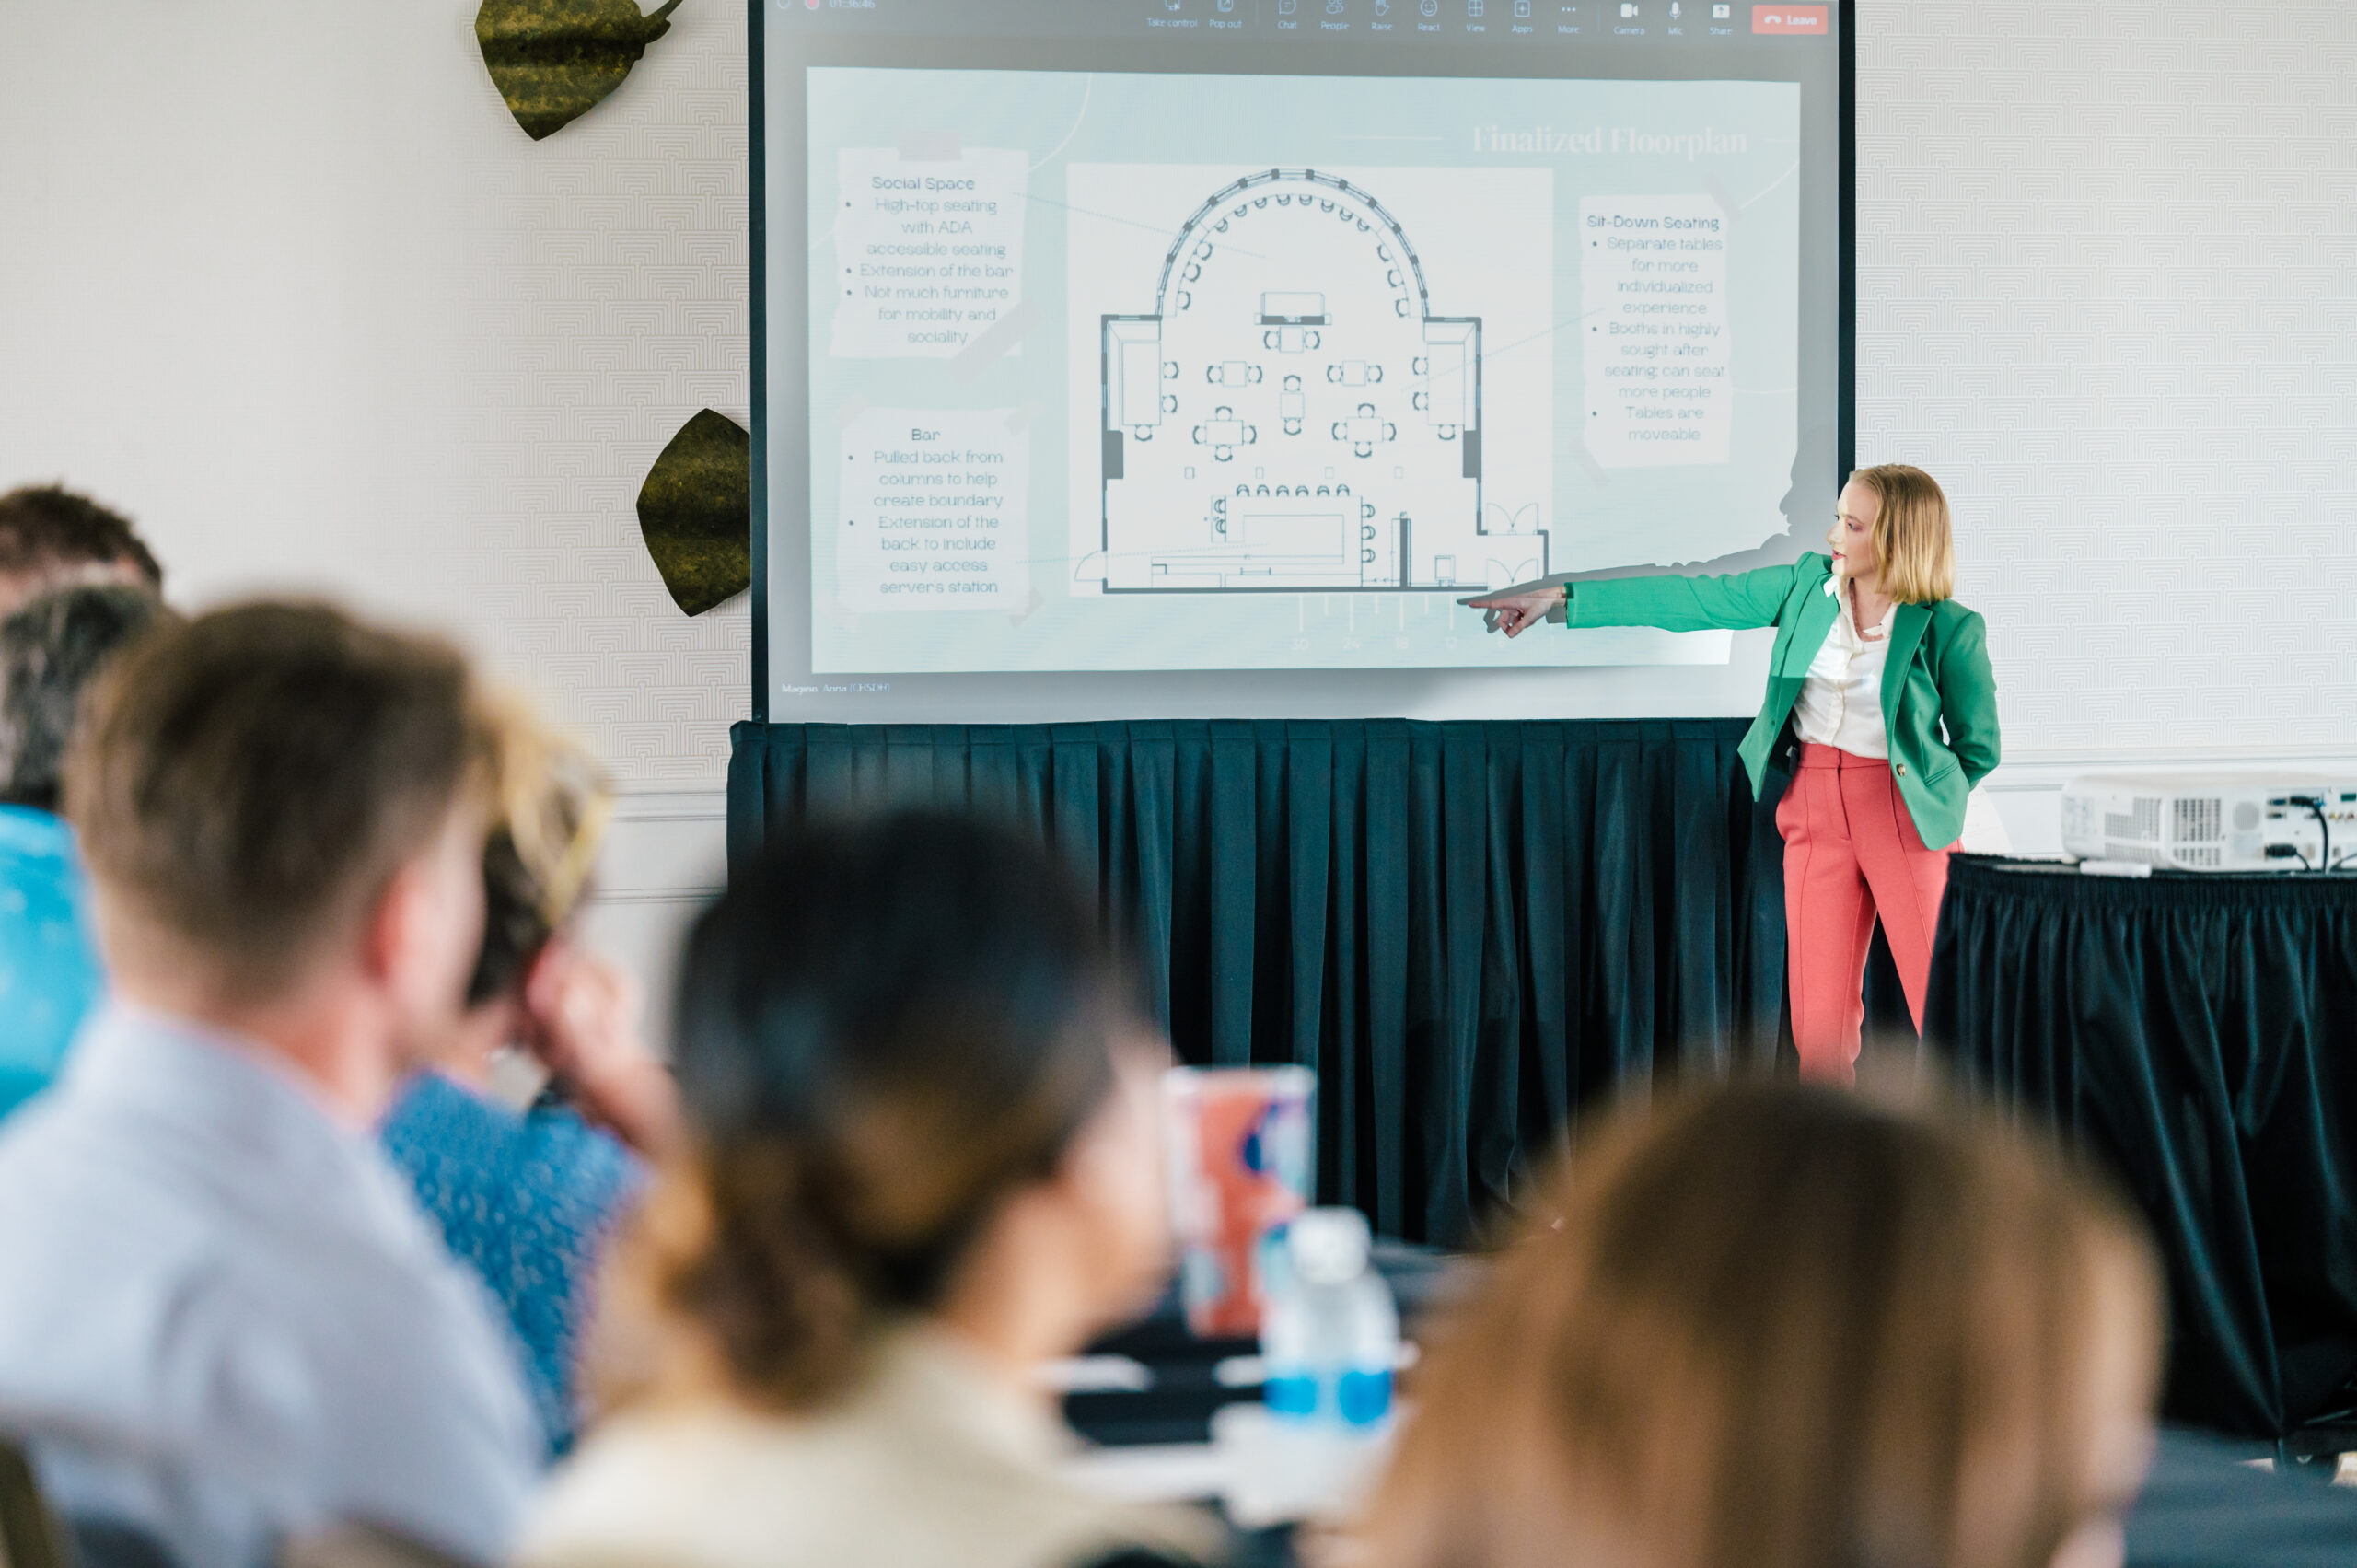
6, 3, 2351, 796
1854, 1, 2357, 762
0, 2, 752, 796
561, 0, 2357, 773
452, 4, 751, 791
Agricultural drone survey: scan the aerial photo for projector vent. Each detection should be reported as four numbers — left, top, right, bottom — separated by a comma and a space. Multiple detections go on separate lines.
2174, 797, 2223, 844
2174, 844, 2222, 869
2106, 799, 2163, 843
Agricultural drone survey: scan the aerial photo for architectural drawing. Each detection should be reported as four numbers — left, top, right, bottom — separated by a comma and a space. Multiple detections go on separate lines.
1090, 168, 1544, 593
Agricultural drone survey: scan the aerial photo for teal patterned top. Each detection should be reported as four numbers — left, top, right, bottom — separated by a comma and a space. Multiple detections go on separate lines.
0, 806, 104, 1122
380, 1074, 644, 1453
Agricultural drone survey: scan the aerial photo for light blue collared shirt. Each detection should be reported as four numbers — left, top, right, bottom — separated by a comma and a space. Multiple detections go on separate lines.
0, 1005, 540, 1568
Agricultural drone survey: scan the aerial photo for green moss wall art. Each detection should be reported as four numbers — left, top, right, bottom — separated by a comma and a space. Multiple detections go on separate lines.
480, 3, 744, 617
476, 0, 685, 140
638, 410, 751, 616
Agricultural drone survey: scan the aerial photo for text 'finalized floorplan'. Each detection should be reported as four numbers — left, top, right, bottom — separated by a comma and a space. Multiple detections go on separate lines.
1095, 169, 1545, 594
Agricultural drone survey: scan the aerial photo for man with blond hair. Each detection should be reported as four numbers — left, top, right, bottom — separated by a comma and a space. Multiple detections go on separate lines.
0, 601, 540, 1568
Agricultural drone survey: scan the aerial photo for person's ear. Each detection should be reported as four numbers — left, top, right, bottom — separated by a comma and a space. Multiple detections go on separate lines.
360, 855, 439, 993
360, 812, 488, 1011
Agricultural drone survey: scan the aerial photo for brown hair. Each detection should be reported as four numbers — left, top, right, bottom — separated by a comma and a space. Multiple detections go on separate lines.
1850, 464, 1956, 603
598, 812, 1132, 1414
1358, 1084, 2161, 1568
0, 585, 176, 813
63, 599, 496, 999
0, 484, 163, 590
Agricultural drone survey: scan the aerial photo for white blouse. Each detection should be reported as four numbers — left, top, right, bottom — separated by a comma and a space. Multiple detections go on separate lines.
1792, 577, 1895, 759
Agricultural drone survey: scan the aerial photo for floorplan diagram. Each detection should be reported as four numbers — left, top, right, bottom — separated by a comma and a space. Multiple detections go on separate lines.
1088, 168, 1546, 594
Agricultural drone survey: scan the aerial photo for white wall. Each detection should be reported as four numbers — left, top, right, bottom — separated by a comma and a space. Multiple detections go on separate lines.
4, 2, 2353, 983
1858, 0, 2357, 848
0, 2, 749, 1005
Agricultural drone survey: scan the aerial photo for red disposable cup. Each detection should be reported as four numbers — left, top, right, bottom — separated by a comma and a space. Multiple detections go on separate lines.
1162, 1066, 1316, 1339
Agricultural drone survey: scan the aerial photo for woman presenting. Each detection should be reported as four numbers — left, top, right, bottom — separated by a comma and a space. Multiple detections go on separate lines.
1470, 465, 1999, 1081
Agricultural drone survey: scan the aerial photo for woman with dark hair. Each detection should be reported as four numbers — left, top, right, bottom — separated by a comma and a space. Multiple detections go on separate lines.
1356, 1083, 2162, 1568
519, 812, 1220, 1568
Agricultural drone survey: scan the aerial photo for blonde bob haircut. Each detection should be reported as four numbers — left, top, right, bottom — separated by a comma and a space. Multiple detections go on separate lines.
1852, 462, 1956, 604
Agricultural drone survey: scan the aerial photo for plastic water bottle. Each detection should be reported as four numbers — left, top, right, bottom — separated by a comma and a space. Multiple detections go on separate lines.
1260, 1207, 1399, 1431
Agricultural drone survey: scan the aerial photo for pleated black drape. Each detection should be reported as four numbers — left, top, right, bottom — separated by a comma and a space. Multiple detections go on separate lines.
729, 718, 1787, 1245
1923, 857, 2357, 1442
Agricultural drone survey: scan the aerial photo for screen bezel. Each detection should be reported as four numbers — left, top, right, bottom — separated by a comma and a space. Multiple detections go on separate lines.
747, 0, 1855, 722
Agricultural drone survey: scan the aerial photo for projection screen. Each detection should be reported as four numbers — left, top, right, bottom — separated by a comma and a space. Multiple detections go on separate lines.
754, 0, 1850, 723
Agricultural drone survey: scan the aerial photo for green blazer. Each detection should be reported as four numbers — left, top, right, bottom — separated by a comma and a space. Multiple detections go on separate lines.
1566, 552, 2001, 851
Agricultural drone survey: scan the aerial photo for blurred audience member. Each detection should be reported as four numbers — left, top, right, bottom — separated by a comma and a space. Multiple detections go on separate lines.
0, 603, 540, 1568
382, 714, 676, 1453
0, 586, 173, 1119
1357, 1083, 2163, 1568
518, 812, 1222, 1568
0, 485, 163, 616
0, 561, 669, 1455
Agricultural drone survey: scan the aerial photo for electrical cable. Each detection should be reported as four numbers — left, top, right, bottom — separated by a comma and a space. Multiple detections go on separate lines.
2290, 796, 2330, 877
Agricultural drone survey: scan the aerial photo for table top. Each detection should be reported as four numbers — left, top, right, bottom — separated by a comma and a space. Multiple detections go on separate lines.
1945, 854, 2357, 905
1955, 854, 2356, 884
1064, 1242, 1460, 1446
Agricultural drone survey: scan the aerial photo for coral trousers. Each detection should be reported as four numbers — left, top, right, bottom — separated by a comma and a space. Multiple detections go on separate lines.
1775, 743, 1952, 1082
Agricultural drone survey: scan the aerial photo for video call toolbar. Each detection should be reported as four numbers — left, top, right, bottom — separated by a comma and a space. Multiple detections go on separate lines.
782, 0, 1839, 52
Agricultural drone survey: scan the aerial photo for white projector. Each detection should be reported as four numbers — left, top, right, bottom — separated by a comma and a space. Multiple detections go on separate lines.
2061, 773, 2357, 872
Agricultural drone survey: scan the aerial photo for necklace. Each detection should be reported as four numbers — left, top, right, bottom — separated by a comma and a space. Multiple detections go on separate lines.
1840, 575, 1891, 637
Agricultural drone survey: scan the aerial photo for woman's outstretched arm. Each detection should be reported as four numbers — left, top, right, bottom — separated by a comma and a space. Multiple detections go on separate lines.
1469, 562, 1805, 638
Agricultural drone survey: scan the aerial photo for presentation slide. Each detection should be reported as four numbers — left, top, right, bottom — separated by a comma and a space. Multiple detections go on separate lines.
761, 3, 1846, 719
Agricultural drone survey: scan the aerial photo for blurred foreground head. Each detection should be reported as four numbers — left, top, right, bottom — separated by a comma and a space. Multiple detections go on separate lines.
607, 810, 1170, 1410
1360, 1083, 2162, 1568
63, 600, 499, 1033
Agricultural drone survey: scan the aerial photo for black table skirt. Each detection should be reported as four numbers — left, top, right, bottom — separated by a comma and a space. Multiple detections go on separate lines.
730, 718, 1790, 1245
1923, 855, 2357, 1441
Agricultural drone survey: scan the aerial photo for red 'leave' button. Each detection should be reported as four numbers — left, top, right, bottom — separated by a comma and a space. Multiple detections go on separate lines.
1751, 5, 1828, 32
